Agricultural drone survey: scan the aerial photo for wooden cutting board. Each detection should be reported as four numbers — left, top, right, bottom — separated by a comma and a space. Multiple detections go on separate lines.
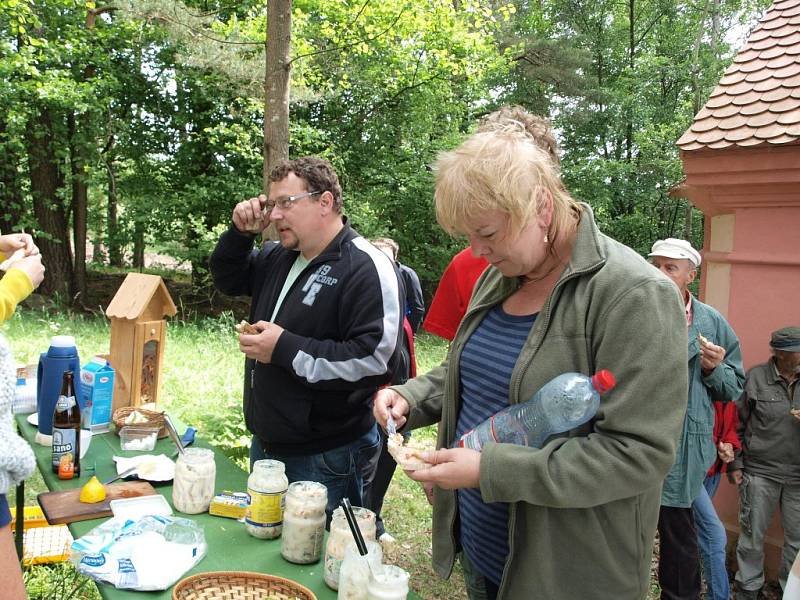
38, 481, 158, 525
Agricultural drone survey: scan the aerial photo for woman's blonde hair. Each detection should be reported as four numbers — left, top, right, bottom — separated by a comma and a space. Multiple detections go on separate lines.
433, 125, 581, 249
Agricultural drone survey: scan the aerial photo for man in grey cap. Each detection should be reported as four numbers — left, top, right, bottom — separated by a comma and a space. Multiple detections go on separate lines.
649, 238, 745, 600
728, 326, 800, 599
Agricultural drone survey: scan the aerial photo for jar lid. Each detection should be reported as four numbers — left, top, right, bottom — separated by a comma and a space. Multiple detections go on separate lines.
180, 447, 214, 463
252, 459, 285, 473
287, 480, 327, 498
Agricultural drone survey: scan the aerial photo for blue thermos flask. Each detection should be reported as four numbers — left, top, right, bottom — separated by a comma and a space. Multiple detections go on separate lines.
37, 335, 82, 436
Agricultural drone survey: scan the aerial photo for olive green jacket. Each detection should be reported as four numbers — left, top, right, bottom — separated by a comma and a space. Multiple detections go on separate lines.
394, 206, 688, 599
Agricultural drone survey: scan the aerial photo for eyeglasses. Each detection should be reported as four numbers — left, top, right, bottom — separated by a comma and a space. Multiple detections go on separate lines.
263, 190, 322, 213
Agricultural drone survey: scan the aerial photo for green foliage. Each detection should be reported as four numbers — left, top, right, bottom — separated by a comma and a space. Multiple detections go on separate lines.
0, 0, 776, 295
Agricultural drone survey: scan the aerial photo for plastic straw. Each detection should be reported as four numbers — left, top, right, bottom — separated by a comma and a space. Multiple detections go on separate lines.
340, 498, 368, 556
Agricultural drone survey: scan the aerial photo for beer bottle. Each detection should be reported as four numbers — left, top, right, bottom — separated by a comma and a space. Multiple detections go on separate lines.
52, 370, 81, 479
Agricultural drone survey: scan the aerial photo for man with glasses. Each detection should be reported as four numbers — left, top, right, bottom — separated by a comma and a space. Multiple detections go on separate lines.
210, 157, 404, 525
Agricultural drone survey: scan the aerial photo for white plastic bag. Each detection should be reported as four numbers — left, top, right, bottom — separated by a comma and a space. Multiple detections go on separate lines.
70, 515, 207, 591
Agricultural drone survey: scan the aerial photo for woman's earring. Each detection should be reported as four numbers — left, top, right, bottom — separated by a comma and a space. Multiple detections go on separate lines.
544, 234, 549, 244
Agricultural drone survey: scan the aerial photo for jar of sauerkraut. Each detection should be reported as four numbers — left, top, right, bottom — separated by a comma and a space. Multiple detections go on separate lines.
245, 459, 288, 539
172, 447, 216, 514
280, 481, 327, 564
338, 540, 382, 600
324, 506, 377, 589
366, 564, 409, 600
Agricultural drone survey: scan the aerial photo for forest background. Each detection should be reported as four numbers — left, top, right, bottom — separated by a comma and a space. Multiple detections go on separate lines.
0, 0, 773, 308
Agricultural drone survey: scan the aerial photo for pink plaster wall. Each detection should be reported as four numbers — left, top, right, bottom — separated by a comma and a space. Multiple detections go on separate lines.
685, 146, 800, 583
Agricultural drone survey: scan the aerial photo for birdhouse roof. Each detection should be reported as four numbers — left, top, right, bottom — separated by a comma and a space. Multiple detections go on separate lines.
677, 0, 800, 150
105, 273, 178, 320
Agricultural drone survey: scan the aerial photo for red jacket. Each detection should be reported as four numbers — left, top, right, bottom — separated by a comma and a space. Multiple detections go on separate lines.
709, 401, 740, 476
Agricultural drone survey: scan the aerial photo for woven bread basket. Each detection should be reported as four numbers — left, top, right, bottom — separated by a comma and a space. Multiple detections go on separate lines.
172, 571, 317, 600
112, 407, 168, 439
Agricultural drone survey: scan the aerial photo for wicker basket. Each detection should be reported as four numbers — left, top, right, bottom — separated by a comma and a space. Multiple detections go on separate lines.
112, 407, 168, 439
172, 571, 317, 600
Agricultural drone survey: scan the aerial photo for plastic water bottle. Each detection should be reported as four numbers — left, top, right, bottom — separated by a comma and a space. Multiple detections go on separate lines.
458, 370, 616, 451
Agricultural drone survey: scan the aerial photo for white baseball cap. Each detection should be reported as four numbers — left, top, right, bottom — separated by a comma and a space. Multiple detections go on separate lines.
648, 238, 701, 267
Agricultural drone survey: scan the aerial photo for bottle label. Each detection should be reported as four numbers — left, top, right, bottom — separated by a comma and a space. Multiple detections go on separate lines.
52, 427, 77, 478
55, 394, 76, 412
245, 488, 286, 527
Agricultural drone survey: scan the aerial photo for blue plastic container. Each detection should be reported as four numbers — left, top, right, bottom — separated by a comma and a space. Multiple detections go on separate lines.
37, 336, 82, 436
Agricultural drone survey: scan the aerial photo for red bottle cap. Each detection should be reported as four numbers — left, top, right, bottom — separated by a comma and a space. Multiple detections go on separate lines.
591, 370, 616, 394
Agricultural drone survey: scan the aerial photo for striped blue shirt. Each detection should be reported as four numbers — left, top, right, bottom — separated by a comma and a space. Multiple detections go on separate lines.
456, 305, 537, 586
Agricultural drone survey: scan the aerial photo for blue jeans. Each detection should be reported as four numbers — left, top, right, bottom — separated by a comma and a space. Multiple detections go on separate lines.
692, 473, 729, 600
460, 551, 499, 600
250, 424, 381, 528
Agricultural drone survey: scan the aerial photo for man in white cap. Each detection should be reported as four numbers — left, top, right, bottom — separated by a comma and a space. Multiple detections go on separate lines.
649, 238, 745, 600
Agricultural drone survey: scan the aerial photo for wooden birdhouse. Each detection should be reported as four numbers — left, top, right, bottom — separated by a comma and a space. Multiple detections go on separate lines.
105, 273, 177, 411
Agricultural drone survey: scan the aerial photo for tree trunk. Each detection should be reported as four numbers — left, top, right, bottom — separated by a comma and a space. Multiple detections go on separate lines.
263, 0, 292, 192
26, 107, 73, 298
68, 113, 88, 305
0, 116, 26, 231
133, 218, 145, 269
104, 141, 123, 267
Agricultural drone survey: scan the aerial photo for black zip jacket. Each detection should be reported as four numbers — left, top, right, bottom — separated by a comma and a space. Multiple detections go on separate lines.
210, 220, 404, 455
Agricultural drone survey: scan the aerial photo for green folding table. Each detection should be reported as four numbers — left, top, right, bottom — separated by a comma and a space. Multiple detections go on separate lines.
15, 413, 421, 600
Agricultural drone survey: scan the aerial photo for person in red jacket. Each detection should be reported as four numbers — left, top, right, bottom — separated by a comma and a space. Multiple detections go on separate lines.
692, 401, 740, 600
422, 248, 487, 342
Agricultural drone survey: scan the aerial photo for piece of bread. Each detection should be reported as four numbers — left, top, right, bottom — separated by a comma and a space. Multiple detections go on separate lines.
235, 320, 259, 335
697, 333, 710, 345
386, 433, 432, 471
0, 248, 26, 272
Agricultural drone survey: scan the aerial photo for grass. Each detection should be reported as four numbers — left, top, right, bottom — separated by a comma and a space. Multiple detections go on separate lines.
3, 308, 467, 599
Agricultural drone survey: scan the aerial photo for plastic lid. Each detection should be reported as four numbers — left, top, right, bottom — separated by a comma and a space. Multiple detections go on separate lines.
591, 370, 616, 394
50, 335, 76, 348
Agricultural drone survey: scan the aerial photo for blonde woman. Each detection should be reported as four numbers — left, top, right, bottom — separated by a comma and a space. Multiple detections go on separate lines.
374, 119, 689, 599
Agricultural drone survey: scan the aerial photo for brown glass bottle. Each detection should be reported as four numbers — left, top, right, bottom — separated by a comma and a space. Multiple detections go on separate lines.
52, 370, 81, 479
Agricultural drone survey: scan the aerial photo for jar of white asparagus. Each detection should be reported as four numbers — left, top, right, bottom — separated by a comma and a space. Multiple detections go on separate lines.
172, 448, 216, 514
280, 481, 327, 564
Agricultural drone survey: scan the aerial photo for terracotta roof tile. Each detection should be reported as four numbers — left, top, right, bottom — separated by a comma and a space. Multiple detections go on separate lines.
717, 114, 748, 130
745, 69, 775, 83
753, 77, 782, 92
748, 111, 779, 127
678, 0, 800, 150
725, 126, 758, 141
732, 91, 763, 105
736, 136, 770, 146
696, 129, 726, 144
754, 123, 789, 138
706, 93, 735, 108
760, 46, 786, 59
740, 101, 771, 116
707, 139, 734, 149
762, 87, 793, 102
778, 108, 800, 123
767, 53, 797, 68
770, 96, 799, 111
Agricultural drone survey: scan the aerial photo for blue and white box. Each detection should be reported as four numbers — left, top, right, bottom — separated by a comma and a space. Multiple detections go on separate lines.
80, 357, 115, 431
